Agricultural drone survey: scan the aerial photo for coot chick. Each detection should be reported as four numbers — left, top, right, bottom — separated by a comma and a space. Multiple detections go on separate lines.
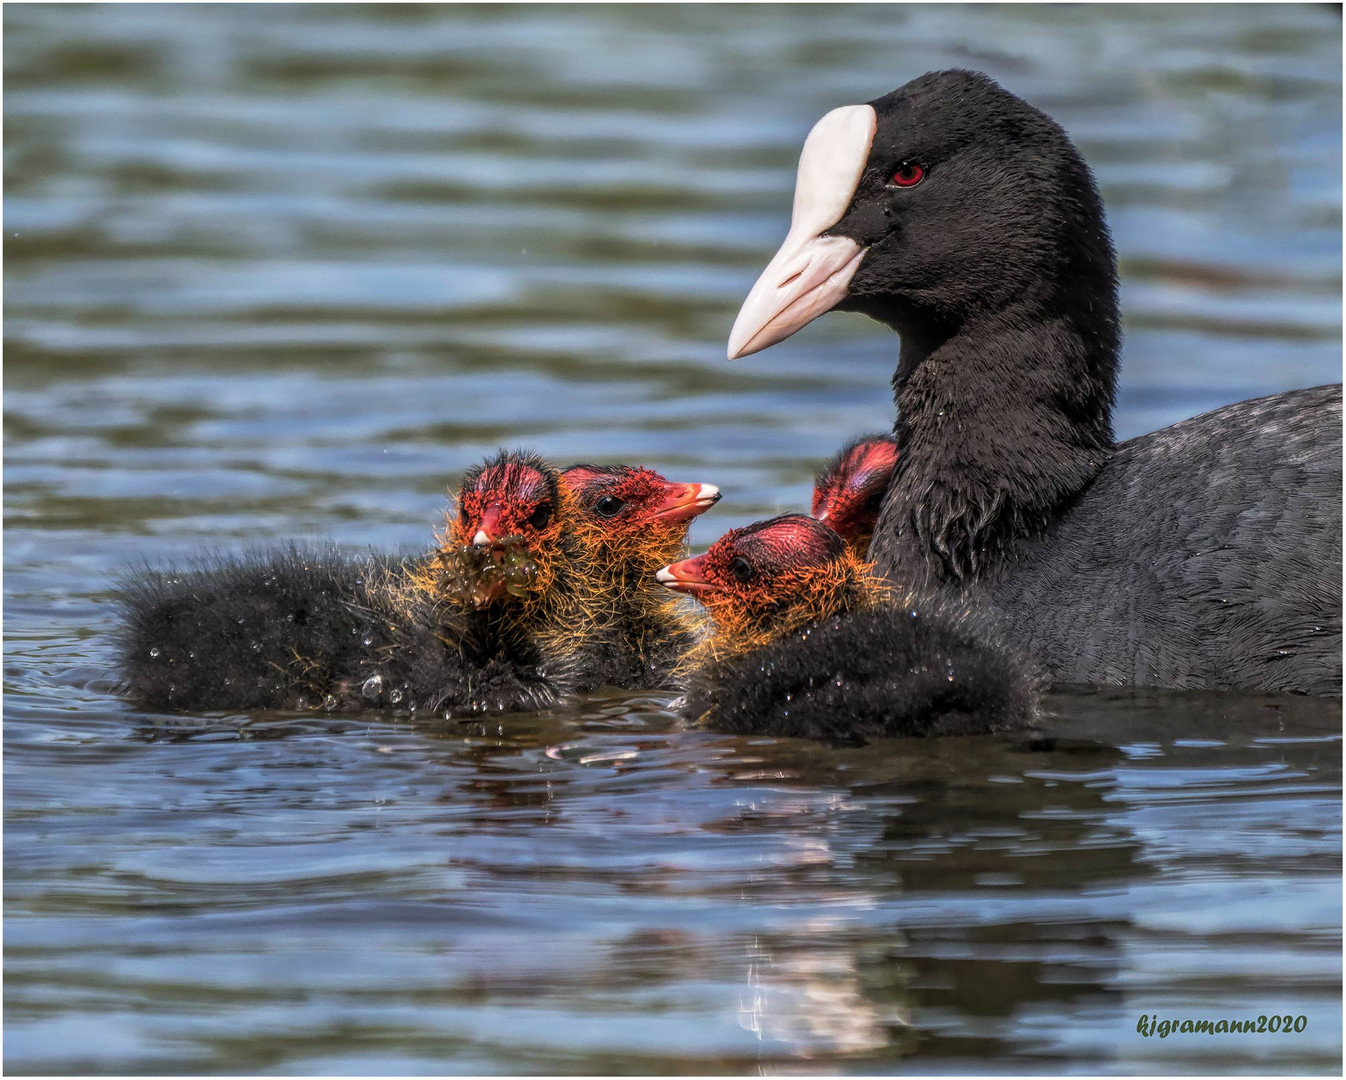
658, 514, 1039, 743
562, 464, 720, 690
727, 69, 1341, 695
811, 433, 899, 557
117, 546, 407, 713
118, 450, 588, 715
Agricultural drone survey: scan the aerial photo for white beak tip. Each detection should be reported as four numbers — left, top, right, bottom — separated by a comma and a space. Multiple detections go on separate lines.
655, 567, 677, 584
472, 530, 491, 547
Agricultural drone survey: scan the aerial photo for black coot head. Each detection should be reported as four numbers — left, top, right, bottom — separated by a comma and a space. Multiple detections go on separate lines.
841, 70, 1104, 322
728, 69, 1117, 357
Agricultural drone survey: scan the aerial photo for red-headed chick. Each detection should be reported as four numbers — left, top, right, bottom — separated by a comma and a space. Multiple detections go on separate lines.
562, 463, 720, 690
812, 433, 898, 557
657, 513, 1039, 743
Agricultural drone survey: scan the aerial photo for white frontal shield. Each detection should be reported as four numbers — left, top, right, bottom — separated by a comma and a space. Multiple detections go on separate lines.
727, 104, 876, 359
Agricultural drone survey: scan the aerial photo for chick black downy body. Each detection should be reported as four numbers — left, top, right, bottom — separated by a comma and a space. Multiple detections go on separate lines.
681, 602, 1039, 744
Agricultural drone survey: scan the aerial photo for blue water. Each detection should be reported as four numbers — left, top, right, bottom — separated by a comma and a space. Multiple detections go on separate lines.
4, 4, 1341, 1073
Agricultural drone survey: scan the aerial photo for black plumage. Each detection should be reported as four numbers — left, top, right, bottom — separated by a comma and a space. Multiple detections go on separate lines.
731, 69, 1342, 695
682, 602, 1040, 745
115, 546, 577, 716
985, 386, 1343, 693
116, 546, 406, 713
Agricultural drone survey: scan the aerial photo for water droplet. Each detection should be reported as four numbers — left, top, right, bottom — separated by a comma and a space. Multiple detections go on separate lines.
362, 635, 373, 646
148, 646, 161, 658
286, 613, 295, 623
388, 687, 404, 704
250, 640, 262, 653
362, 674, 384, 700
322, 694, 338, 711
237, 617, 246, 625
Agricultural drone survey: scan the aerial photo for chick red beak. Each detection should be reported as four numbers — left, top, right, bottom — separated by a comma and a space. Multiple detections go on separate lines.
646, 482, 721, 525
472, 504, 506, 548
656, 554, 716, 597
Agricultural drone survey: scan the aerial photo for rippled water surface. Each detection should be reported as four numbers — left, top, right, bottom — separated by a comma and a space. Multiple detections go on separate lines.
5, 4, 1342, 1074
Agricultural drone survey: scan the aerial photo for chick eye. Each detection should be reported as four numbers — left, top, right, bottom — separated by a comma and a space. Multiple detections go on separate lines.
595, 495, 625, 518
528, 503, 553, 530
891, 162, 925, 187
864, 489, 886, 513
730, 557, 753, 584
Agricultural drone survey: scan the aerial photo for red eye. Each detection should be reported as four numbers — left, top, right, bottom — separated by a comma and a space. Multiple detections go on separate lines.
892, 163, 925, 187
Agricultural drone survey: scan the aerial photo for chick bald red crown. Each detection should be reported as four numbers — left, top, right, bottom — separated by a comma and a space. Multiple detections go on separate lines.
657, 515, 883, 651
452, 455, 560, 550
812, 434, 899, 549
657, 514, 844, 598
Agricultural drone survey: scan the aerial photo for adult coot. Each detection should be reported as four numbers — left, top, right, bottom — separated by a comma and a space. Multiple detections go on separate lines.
728, 69, 1341, 695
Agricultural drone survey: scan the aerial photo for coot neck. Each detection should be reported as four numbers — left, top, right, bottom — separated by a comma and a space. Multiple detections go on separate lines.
873, 291, 1118, 588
